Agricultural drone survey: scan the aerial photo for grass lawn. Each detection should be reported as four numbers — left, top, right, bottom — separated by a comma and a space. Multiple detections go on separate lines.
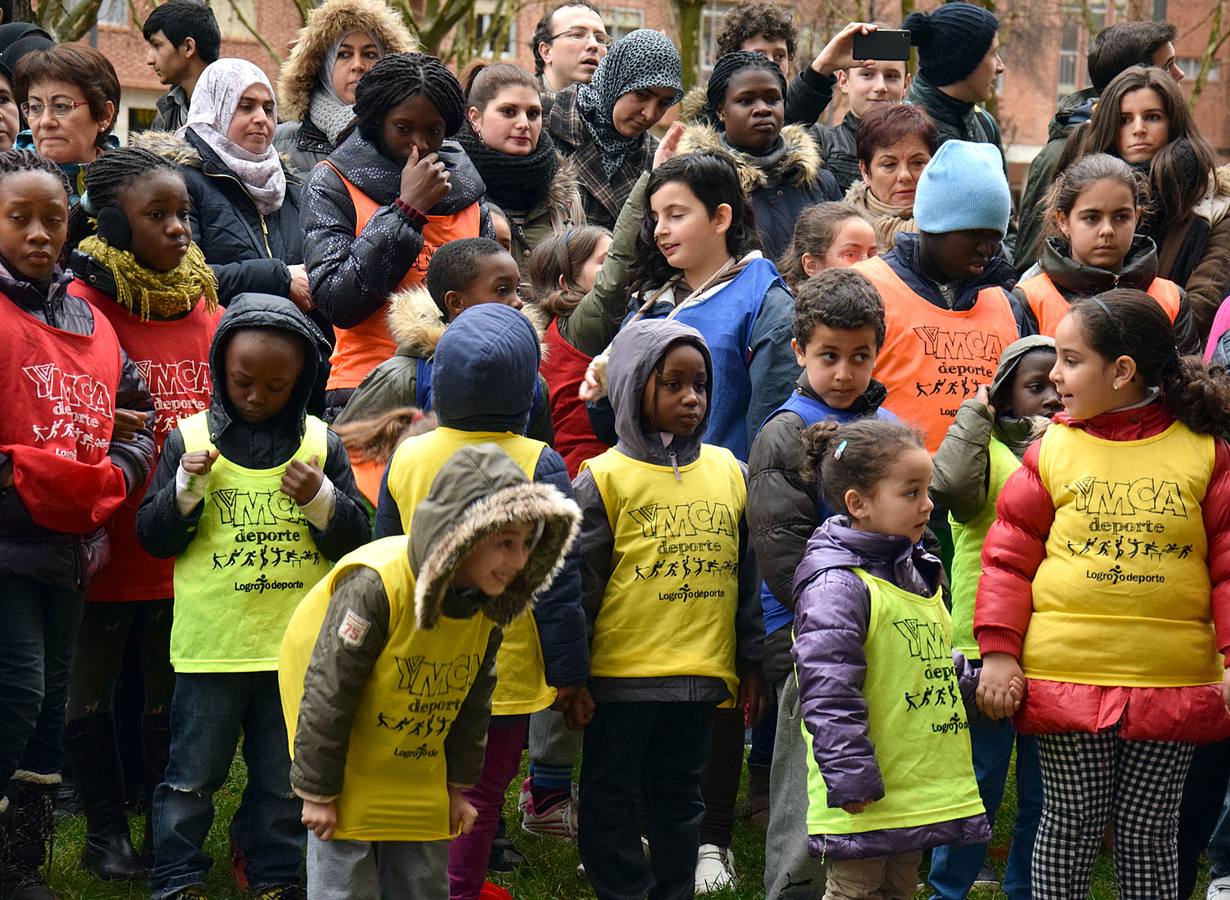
45, 749, 1212, 899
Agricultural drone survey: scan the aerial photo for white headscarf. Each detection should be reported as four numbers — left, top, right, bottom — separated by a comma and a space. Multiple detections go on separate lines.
180, 59, 287, 215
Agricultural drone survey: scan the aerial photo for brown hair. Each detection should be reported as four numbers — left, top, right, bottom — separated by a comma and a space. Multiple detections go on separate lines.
792, 268, 885, 348
527, 225, 611, 318
777, 202, 875, 289
715, 2, 797, 62
333, 407, 437, 465
463, 60, 540, 113
1041, 152, 1150, 238
800, 418, 926, 515
855, 103, 939, 172
1057, 66, 1215, 234
1069, 289, 1230, 438
15, 45, 120, 147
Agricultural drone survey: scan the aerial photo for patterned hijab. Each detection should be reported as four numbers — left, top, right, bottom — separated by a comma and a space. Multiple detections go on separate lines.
181, 59, 287, 215
576, 29, 683, 179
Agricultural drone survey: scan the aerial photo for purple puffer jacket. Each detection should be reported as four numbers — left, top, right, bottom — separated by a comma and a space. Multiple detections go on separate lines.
791, 517, 990, 860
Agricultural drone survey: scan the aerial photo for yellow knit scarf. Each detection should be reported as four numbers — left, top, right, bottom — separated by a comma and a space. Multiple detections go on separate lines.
77, 235, 219, 321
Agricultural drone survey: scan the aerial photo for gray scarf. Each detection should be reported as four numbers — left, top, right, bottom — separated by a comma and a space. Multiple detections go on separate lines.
308, 88, 355, 146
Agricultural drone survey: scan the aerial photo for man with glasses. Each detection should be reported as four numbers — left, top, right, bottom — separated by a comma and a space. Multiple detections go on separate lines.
531, 1, 609, 100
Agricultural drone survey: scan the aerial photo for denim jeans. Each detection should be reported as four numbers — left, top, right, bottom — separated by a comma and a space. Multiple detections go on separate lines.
149, 671, 304, 898
928, 717, 1041, 900
0, 575, 84, 785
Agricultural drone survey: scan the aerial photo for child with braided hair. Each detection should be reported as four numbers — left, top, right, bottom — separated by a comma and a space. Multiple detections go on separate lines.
301, 51, 492, 420
62, 146, 222, 880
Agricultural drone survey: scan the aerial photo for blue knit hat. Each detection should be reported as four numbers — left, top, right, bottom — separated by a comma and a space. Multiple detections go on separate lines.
905, 3, 998, 87
914, 140, 1011, 236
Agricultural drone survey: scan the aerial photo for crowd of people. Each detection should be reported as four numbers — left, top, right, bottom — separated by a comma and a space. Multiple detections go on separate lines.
1, 0, 1230, 899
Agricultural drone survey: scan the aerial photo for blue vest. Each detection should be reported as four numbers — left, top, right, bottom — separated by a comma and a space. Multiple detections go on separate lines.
758, 389, 897, 635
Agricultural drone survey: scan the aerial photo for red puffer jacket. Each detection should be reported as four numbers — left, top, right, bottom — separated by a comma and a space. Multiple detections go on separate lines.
975, 399, 1230, 742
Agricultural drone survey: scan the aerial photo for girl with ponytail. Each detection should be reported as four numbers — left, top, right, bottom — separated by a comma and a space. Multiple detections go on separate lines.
977, 289, 1230, 898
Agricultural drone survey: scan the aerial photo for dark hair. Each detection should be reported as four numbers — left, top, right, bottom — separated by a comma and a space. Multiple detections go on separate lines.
1087, 21, 1176, 93
353, 52, 465, 146
1042, 152, 1149, 238
528, 225, 611, 318
856, 103, 939, 172
792, 269, 885, 348
706, 50, 786, 125
777, 202, 875, 288
15, 45, 120, 148
0, 146, 69, 193
142, 0, 221, 65
67, 146, 182, 252
1070, 289, 1230, 438
530, 0, 602, 77
334, 406, 437, 465
425, 237, 511, 315
800, 418, 926, 514
464, 60, 540, 113
1059, 65, 1214, 234
0, 0, 10, 25
629, 152, 761, 298
715, 2, 797, 63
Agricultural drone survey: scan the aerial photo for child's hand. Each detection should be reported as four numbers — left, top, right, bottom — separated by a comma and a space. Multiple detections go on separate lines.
301, 798, 337, 841
577, 355, 608, 402
181, 449, 219, 476
282, 456, 325, 506
841, 799, 871, 815
653, 121, 684, 169
739, 673, 769, 727
562, 685, 595, 730
447, 784, 478, 836
112, 408, 149, 443
977, 652, 1026, 720
400, 145, 451, 213
974, 384, 995, 416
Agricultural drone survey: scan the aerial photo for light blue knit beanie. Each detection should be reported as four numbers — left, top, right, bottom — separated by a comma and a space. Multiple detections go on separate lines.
913, 140, 1011, 236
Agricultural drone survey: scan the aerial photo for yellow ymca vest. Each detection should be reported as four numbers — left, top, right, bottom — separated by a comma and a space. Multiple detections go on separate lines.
171, 411, 333, 673
279, 536, 495, 841
804, 569, 984, 836
581, 446, 745, 703
387, 427, 555, 714
1027, 421, 1222, 686
854, 256, 1020, 454
949, 437, 1020, 659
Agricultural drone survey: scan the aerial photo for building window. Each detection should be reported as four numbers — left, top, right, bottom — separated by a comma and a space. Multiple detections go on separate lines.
1179, 57, 1219, 81
98, 0, 126, 26
128, 107, 157, 134
473, 0, 517, 58
1057, 19, 1080, 95
601, 7, 643, 43
211, 0, 257, 39
700, 3, 734, 77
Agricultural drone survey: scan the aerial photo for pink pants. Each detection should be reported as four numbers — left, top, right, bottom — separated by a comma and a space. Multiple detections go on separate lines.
447, 715, 529, 900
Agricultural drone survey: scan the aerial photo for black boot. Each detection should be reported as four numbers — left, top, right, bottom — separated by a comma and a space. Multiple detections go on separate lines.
138, 712, 171, 867
3, 775, 59, 900
63, 714, 146, 880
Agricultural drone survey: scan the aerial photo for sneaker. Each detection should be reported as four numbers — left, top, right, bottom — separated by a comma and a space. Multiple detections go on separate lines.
973, 862, 1001, 887
695, 844, 736, 893
1208, 875, 1230, 898
488, 836, 525, 872
250, 885, 306, 900
518, 776, 578, 841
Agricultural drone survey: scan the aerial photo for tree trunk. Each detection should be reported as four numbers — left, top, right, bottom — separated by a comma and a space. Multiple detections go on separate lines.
674, 0, 704, 91
1191, 0, 1228, 110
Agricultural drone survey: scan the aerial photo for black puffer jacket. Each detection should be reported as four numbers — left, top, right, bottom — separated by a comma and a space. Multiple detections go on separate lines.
811, 110, 861, 193
134, 130, 304, 305
0, 263, 156, 588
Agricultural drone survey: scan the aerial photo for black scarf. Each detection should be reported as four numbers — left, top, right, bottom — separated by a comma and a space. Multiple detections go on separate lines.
455, 125, 560, 213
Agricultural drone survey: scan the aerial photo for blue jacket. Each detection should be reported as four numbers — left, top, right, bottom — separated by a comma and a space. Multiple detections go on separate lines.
374, 304, 588, 688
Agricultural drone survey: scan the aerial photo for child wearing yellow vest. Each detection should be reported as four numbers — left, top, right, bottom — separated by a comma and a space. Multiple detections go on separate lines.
373, 303, 587, 900
279, 443, 580, 899
136, 296, 370, 899
977, 290, 1230, 899
572, 319, 765, 899
1013, 152, 1200, 354
791, 418, 989, 898
927, 335, 1059, 899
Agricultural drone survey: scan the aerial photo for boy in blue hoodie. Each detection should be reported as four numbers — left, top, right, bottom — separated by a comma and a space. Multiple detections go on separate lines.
137, 294, 371, 899
373, 302, 586, 899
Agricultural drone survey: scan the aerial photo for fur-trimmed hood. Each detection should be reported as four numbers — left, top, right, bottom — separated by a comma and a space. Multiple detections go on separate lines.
277, 0, 417, 121
409, 442, 580, 629
677, 122, 823, 193
679, 85, 710, 126
386, 286, 549, 361
1194, 164, 1230, 228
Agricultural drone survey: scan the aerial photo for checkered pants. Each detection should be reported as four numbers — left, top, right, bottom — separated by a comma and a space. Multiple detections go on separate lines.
1033, 726, 1196, 900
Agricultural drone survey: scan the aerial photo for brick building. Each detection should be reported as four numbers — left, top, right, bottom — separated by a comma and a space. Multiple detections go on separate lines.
90, 0, 1230, 191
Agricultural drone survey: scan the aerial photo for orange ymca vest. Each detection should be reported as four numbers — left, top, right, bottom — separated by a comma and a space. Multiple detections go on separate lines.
323, 162, 480, 391
854, 256, 1019, 453
1018, 272, 1182, 337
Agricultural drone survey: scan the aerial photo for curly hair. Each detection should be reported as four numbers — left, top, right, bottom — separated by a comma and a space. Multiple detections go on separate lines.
715, 2, 797, 62
792, 268, 885, 348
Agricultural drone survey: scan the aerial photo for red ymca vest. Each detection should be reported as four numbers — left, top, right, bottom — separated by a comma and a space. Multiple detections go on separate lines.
543, 318, 606, 478
1018, 272, 1182, 337
0, 290, 125, 533
72, 279, 221, 600
854, 256, 1019, 454
323, 161, 481, 391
